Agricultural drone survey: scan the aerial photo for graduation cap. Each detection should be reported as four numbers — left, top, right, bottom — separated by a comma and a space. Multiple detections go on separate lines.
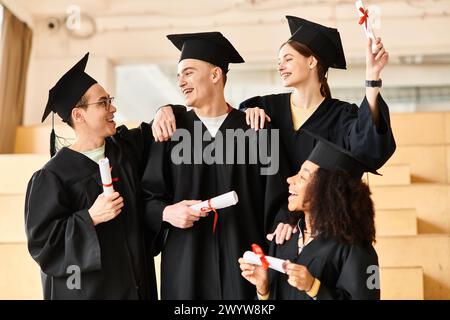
304, 130, 379, 179
285, 15, 346, 70
42, 53, 97, 157
166, 31, 244, 73
42, 52, 97, 123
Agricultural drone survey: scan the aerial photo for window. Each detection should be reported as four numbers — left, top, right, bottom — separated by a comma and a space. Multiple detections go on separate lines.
0, 5, 3, 27
0, 5, 3, 45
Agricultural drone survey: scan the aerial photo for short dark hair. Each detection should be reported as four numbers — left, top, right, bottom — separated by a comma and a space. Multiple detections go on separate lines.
304, 168, 376, 245
208, 63, 227, 87
66, 95, 88, 128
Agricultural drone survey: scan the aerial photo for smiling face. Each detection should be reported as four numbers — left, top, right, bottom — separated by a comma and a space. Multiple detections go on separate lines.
72, 83, 117, 138
287, 160, 320, 212
278, 42, 316, 88
177, 58, 220, 108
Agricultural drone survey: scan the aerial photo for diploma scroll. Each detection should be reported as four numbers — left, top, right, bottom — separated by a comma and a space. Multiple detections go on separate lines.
243, 251, 286, 274
189, 191, 239, 211
99, 157, 114, 195
355, 0, 377, 53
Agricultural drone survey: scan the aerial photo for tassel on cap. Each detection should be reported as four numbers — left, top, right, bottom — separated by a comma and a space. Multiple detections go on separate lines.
50, 113, 56, 157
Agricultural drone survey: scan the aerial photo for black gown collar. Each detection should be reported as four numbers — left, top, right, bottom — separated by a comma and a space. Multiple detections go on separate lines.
188, 107, 242, 134
286, 93, 332, 133
49, 139, 117, 184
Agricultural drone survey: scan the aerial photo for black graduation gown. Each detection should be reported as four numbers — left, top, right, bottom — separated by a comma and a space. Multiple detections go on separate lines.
142, 108, 288, 300
25, 123, 158, 300
268, 232, 380, 300
239, 93, 396, 175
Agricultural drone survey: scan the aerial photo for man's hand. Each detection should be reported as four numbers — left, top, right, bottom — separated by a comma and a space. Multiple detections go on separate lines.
89, 191, 124, 226
266, 222, 298, 245
152, 105, 176, 142
162, 200, 208, 229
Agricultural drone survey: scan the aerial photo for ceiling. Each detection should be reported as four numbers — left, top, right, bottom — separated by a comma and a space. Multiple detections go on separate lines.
3, 0, 450, 64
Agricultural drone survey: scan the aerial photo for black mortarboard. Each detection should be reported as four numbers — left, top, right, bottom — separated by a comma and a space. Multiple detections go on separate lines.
304, 130, 379, 179
285, 15, 346, 70
166, 31, 245, 73
41, 52, 97, 123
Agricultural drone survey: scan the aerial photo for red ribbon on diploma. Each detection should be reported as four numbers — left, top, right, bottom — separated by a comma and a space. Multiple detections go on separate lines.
201, 199, 219, 233
103, 166, 119, 187
359, 7, 369, 29
102, 178, 119, 188
251, 243, 269, 270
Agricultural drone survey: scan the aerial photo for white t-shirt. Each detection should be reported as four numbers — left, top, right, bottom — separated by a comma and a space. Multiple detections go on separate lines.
81, 143, 106, 164
196, 113, 229, 138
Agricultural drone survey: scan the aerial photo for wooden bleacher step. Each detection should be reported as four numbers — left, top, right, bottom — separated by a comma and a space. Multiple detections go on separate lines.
380, 266, 424, 300
371, 184, 450, 234
0, 243, 42, 300
390, 112, 450, 146
375, 234, 450, 300
14, 124, 75, 154
14, 122, 140, 154
376, 209, 417, 236
0, 195, 27, 243
386, 145, 449, 184
365, 164, 411, 186
0, 154, 49, 194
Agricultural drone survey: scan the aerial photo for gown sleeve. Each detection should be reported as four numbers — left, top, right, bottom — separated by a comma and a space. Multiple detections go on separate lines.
338, 93, 396, 170
24, 169, 101, 277
239, 95, 275, 117
316, 244, 380, 300
170, 104, 188, 116
258, 124, 290, 234
113, 122, 153, 173
141, 140, 174, 252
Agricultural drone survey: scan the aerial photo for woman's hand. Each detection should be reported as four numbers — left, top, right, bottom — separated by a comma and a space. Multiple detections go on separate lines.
238, 258, 269, 295
366, 37, 389, 80
284, 260, 315, 292
245, 107, 271, 131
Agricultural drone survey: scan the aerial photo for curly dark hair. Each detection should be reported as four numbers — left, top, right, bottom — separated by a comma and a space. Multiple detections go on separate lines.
303, 168, 376, 245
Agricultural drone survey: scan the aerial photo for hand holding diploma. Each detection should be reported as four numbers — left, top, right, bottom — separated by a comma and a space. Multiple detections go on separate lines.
88, 158, 124, 226
238, 251, 270, 297
162, 200, 205, 229
366, 36, 389, 80
242, 250, 286, 274
88, 191, 124, 226
162, 191, 238, 231
189, 191, 239, 211
190, 191, 239, 233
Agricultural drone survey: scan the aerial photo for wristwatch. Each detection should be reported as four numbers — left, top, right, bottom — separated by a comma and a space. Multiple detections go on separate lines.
365, 79, 382, 88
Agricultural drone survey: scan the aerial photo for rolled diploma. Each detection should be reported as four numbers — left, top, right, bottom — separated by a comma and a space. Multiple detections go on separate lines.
189, 191, 238, 211
99, 157, 114, 195
243, 251, 286, 274
355, 0, 377, 53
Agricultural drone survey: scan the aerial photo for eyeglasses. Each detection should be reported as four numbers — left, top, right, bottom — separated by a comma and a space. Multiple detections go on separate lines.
78, 97, 115, 111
